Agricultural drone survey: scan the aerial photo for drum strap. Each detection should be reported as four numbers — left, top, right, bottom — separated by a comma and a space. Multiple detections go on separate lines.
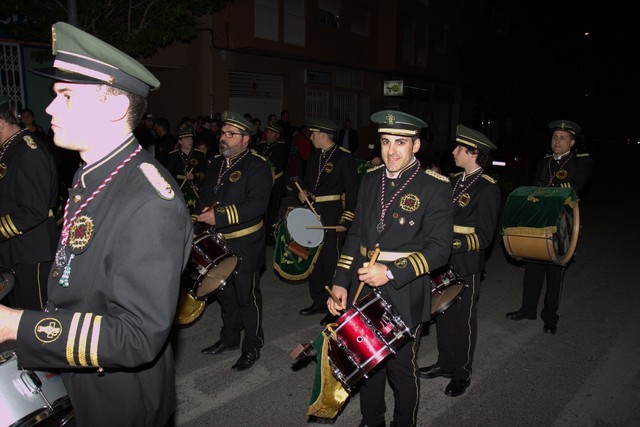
221, 220, 264, 240
311, 194, 342, 202
359, 245, 412, 262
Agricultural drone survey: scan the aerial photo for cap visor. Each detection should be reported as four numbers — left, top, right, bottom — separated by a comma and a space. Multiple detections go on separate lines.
30, 67, 104, 85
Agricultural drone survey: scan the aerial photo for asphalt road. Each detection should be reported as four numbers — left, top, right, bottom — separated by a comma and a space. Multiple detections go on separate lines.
171, 149, 640, 427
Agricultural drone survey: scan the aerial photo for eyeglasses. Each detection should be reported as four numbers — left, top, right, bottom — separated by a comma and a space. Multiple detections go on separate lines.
221, 131, 243, 138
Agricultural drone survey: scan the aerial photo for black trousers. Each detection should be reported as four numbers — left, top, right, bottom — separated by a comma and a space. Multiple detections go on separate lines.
359, 325, 422, 427
6, 262, 52, 310
216, 271, 264, 355
521, 262, 564, 326
435, 273, 479, 381
306, 230, 339, 306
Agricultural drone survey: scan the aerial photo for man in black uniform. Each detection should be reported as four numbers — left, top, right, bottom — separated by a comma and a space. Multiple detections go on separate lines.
506, 119, 593, 334
165, 127, 207, 213
419, 125, 501, 397
0, 22, 193, 427
153, 117, 176, 167
297, 118, 358, 325
197, 111, 272, 371
328, 110, 453, 427
256, 121, 288, 245
0, 97, 59, 310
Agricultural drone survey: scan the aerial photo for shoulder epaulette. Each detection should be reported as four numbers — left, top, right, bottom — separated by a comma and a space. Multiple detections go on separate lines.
576, 153, 590, 157
481, 174, 497, 184
169, 149, 179, 154
23, 135, 38, 149
251, 152, 268, 161
139, 163, 175, 200
451, 171, 463, 178
194, 148, 205, 154
339, 146, 351, 153
425, 168, 449, 182
214, 154, 222, 159
277, 140, 286, 144
544, 154, 553, 159
366, 164, 385, 173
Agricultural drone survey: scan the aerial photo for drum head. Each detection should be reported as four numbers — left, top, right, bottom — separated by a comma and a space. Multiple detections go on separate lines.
286, 208, 324, 248
431, 282, 466, 315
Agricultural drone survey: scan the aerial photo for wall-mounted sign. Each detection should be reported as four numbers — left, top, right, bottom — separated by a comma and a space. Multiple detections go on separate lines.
383, 80, 404, 96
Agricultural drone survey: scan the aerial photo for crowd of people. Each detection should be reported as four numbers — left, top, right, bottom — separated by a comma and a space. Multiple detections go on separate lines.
0, 21, 593, 427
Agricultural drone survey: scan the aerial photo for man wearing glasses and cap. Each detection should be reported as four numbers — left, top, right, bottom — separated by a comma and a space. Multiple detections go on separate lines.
506, 119, 593, 335
196, 111, 272, 372
0, 22, 193, 426
327, 110, 452, 427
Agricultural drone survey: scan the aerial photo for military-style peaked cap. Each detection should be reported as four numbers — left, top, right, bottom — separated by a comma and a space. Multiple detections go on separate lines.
266, 122, 283, 134
307, 118, 339, 136
221, 111, 255, 136
456, 124, 497, 151
31, 22, 160, 97
370, 110, 427, 137
177, 127, 195, 139
548, 119, 581, 135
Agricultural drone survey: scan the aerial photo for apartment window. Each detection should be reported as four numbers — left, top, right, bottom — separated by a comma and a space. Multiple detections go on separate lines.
350, 5, 370, 36
305, 89, 329, 123
255, 0, 278, 41
333, 92, 357, 125
318, 0, 339, 28
284, 0, 305, 46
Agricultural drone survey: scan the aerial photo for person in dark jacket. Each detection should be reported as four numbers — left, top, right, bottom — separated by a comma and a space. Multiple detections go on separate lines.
0, 22, 193, 427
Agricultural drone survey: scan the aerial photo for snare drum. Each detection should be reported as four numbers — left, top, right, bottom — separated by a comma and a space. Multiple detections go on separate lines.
273, 207, 323, 281
430, 265, 468, 316
182, 232, 239, 300
0, 350, 73, 427
502, 186, 580, 265
324, 291, 411, 392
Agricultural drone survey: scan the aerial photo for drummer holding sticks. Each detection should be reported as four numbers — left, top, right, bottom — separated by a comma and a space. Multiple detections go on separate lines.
296, 118, 359, 325
327, 110, 452, 427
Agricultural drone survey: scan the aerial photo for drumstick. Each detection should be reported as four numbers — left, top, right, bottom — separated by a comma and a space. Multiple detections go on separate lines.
352, 245, 381, 304
294, 181, 321, 219
305, 225, 342, 230
325, 285, 345, 311
180, 167, 194, 190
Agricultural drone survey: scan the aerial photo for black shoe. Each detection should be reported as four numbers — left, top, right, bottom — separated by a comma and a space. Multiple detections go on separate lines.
505, 310, 536, 321
444, 378, 470, 397
231, 351, 259, 371
201, 340, 239, 355
544, 324, 557, 334
418, 364, 453, 379
300, 304, 328, 316
320, 313, 339, 325
357, 421, 385, 427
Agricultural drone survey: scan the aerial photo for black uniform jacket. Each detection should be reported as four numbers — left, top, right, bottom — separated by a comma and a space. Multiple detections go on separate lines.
256, 139, 289, 180
534, 152, 593, 196
449, 171, 501, 276
16, 136, 193, 427
0, 130, 59, 267
303, 145, 359, 230
334, 161, 453, 327
196, 149, 273, 272
164, 148, 208, 187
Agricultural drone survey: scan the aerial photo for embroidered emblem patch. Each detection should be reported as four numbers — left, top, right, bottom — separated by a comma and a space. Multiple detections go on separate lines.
394, 258, 408, 268
229, 170, 242, 182
69, 215, 94, 250
458, 193, 471, 207
216, 206, 226, 213
453, 239, 462, 249
139, 163, 174, 200
399, 194, 420, 212
24, 135, 37, 149
325, 162, 334, 173
555, 169, 568, 180
35, 318, 63, 343
385, 113, 396, 126
190, 158, 199, 166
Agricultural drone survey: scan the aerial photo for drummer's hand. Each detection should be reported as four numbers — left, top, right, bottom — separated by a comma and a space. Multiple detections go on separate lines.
327, 286, 347, 315
335, 226, 347, 233
357, 262, 389, 287
297, 190, 308, 203
196, 209, 216, 226
0, 304, 23, 342
186, 171, 194, 180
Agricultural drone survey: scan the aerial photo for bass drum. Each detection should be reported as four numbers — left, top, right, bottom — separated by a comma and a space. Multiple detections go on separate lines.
0, 350, 73, 427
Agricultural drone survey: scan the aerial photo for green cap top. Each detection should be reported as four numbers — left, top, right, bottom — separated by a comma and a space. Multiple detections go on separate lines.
548, 119, 581, 135
30, 22, 160, 97
266, 122, 283, 134
307, 118, 339, 136
456, 124, 497, 151
176, 127, 195, 139
370, 110, 427, 137
221, 111, 255, 136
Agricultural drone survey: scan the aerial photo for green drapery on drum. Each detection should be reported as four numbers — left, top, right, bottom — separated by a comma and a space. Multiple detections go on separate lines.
502, 186, 577, 236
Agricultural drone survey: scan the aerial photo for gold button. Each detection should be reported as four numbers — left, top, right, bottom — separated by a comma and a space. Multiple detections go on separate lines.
51, 270, 59, 278
73, 195, 81, 203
